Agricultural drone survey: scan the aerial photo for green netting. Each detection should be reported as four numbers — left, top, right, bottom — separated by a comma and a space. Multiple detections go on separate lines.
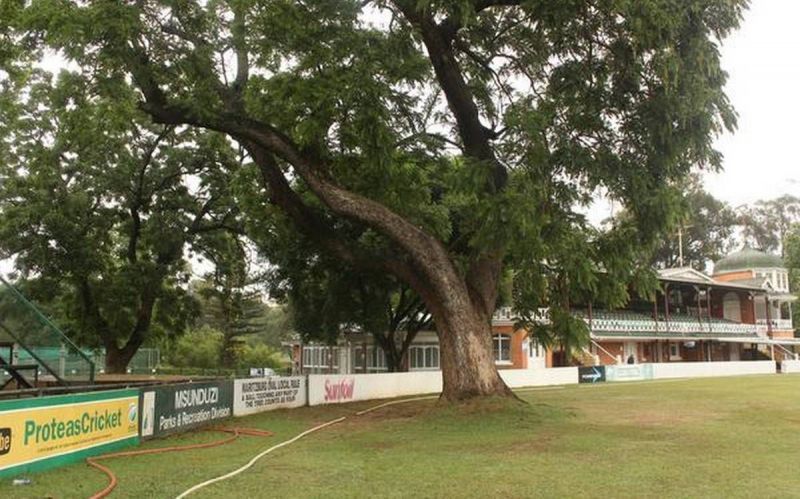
0, 276, 95, 385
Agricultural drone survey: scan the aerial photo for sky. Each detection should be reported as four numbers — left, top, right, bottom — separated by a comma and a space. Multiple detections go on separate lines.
703, 0, 800, 207
2, 2, 798, 277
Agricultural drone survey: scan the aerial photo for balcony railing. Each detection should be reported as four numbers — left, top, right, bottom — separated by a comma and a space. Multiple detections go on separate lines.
588, 315, 757, 336
493, 307, 760, 337
492, 307, 549, 324
756, 319, 794, 331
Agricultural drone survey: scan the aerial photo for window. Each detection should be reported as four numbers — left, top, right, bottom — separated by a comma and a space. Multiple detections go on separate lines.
493, 334, 511, 364
302, 346, 339, 369
410, 345, 440, 370
669, 342, 681, 361
367, 347, 387, 372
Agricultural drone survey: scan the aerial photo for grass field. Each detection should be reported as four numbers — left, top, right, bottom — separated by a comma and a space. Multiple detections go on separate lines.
3, 374, 800, 498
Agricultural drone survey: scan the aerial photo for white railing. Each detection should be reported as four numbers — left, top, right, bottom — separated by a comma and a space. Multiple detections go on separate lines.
492, 307, 549, 324
588, 317, 757, 336
756, 318, 794, 331
492, 307, 760, 336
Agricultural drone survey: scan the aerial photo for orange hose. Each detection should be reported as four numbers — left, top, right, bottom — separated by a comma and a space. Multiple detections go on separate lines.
85, 427, 272, 499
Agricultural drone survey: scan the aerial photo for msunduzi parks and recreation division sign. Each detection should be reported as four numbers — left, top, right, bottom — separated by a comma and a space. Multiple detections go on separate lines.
139, 380, 233, 439
0, 389, 140, 478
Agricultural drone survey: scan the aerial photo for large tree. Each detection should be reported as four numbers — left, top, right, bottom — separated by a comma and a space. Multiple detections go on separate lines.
0, 71, 238, 372
4, 0, 743, 399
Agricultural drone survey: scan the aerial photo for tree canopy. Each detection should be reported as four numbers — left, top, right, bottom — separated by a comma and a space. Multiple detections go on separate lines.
0, 70, 239, 371
1, 0, 745, 399
738, 195, 800, 257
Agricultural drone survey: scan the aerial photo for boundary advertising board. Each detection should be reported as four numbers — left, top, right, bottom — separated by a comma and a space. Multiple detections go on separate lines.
139, 380, 233, 439
605, 364, 654, 382
578, 366, 606, 384
0, 389, 139, 478
233, 376, 306, 416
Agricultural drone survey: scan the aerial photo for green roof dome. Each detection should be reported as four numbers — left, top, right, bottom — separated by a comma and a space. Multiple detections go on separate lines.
714, 247, 784, 273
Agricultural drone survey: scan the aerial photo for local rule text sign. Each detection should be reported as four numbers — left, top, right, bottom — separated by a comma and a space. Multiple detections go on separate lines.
233, 376, 306, 416
139, 380, 233, 439
0, 390, 139, 477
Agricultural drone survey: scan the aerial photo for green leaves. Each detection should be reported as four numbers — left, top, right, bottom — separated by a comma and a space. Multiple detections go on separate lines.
2, 0, 748, 358
0, 70, 239, 354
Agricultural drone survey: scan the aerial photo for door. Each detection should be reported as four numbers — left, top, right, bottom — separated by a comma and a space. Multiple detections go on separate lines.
527, 338, 546, 369
623, 342, 638, 364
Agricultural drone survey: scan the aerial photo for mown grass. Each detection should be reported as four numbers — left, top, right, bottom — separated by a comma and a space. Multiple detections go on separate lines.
3, 375, 800, 498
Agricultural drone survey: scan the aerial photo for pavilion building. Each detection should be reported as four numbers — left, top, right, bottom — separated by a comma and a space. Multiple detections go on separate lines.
288, 248, 797, 374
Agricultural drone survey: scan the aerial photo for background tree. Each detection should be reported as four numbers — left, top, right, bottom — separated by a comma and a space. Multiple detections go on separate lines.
271, 259, 431, 372
650, 175, 737, 271
783, 225, 800, 337
0, 71, 239, 372
6, 0, 745, 399
738, 195, 800, 256
192, 235, 274, 368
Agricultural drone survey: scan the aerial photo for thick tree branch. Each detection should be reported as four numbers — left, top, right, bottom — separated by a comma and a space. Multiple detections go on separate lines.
231, 3, 249, 92
128, 27, 478, 322
393, 0, 506, 191
244, 141, 426, 290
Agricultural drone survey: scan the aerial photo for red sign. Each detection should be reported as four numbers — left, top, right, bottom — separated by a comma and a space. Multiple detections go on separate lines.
324, 378, 355, 402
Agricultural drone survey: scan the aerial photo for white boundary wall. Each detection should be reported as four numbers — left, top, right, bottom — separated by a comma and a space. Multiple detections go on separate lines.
308, 368, 580, 406
650, 360, 775, 380
499, 367, 578, 388
307, 361, 778, 406
781, 360, 800, 374
308, 372, 443, 406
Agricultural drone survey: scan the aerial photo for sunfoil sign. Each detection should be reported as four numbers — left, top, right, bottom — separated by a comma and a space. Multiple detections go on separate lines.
139, 380, 233, 439
0, 389, 139, 478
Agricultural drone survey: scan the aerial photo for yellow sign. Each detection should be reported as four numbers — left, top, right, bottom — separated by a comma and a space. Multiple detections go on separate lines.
0, 390, 139, 476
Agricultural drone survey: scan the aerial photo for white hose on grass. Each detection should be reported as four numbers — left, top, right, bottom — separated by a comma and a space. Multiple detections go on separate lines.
354, 395, 439, 416
174, 395, 440, 498
175, 386, 572, 498
174, 416, 346, 499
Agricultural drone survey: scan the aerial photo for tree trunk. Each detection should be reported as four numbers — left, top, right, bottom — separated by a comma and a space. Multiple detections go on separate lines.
220, 336, 237, 368
384, 344, 409, 373
429, 298, 512, 402
104, 345, 138, 374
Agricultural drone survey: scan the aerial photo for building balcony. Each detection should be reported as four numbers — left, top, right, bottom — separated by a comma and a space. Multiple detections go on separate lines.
494, 308, 760, 338
569, 310, 759, 337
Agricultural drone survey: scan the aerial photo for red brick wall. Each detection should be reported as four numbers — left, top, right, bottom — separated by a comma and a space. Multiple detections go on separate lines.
714, 270, 754, 282
491, 325, 528, 369
595, 341, 623, 365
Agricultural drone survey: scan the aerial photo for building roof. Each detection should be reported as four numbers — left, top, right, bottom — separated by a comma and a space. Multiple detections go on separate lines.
714, 247, 784, 273
658, 267, 716, 284
657, 267, 766, 292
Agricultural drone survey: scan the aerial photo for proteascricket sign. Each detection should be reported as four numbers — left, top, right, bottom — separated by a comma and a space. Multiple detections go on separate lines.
139, 380, 233, 439
233, 376, 306, 416
0, 389, 139, 478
